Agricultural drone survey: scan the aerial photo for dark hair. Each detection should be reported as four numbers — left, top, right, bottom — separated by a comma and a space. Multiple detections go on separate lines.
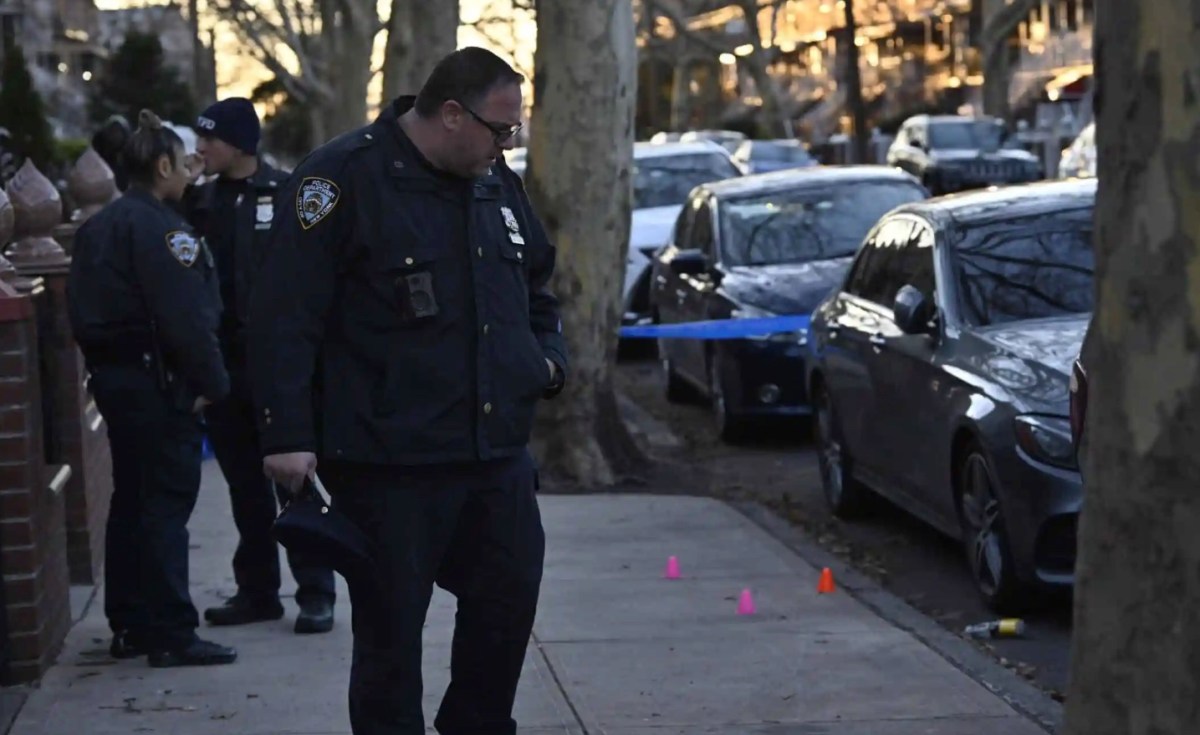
124, 109, 183, 187
91, 116, 131, 190
413, 47, 524, 118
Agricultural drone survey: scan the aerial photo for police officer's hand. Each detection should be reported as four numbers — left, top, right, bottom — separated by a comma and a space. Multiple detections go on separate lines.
263, 452, 318, 493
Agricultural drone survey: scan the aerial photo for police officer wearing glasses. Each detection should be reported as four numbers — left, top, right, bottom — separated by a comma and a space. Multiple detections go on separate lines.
247, 47, 567, 734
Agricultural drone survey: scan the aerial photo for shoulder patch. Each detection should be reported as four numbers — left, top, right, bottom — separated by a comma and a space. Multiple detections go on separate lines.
296, 177, 341, 230
165, 230, 200, 267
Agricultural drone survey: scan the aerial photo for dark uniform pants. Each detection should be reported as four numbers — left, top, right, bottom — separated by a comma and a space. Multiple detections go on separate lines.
90, 364, 203, 650
205, 384, 336, 606
322, 450, 544, 735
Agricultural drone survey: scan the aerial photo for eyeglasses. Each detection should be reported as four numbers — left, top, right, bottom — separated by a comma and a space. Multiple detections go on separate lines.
458, 102, 522, 145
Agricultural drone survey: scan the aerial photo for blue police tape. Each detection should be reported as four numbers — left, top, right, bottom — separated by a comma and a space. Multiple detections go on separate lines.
619, 315, 810, 340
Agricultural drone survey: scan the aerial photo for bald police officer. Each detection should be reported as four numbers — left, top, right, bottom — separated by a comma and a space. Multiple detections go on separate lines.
247, 48, 566, 734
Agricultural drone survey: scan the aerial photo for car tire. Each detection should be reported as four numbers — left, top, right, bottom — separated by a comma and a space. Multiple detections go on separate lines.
709, 354, 749, 443
812, 380, 870, 518
957, 444, 1031, 614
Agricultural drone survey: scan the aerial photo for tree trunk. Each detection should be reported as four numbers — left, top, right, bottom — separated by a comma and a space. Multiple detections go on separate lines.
670, 57, 692, 130
733, 0, 789, 138
979, 0, 1038, 119
526, 0, 645, 485
382, 0, 461, 103
318, 0, 375, 139
842, 0, 868, 162
1062, 2, 1200, 733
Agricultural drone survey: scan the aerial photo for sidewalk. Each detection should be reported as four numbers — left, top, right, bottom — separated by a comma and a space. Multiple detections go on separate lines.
7, 460, 1052, 734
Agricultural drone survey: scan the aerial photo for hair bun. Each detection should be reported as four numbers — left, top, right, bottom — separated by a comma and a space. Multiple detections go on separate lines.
137, 109, 163, 131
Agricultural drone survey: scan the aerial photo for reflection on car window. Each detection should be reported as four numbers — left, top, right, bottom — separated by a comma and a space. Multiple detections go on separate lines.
952, 208, 1094, 327
720, 181, 926, 267
929, 120, 1004, 150
634, 154, 740, 209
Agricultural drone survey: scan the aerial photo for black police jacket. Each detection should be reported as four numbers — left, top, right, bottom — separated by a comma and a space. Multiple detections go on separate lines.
185, 161, 289, 359
247, 97, 569, 465
67, 187, 229, 405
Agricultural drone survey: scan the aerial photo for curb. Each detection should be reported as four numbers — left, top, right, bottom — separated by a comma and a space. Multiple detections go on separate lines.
730, 499, 1064, 734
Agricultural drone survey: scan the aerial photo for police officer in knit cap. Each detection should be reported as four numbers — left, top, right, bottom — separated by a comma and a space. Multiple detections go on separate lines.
188, 98, 337, 634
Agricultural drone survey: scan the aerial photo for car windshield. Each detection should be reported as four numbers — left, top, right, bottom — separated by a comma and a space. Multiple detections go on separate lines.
720, 181, 927, 267
951, 207, 1094, 328
633, 153, 740, 209
749, 143, 812, 163
929, 120, 1005, 150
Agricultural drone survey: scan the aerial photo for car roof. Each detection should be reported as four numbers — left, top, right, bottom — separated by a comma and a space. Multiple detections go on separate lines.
907, 114, 1002, 126
635, 140, 733, 159
697, 165, 920, 199
890, 178, 1097, 228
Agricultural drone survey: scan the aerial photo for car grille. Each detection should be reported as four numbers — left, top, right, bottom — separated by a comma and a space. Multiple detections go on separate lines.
965, 161, 1019, 180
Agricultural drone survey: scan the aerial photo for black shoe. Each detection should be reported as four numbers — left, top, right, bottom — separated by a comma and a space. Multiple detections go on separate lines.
204, 595, 285, 626
109, 630, 148, 659
294, 598, 334, 634
148, 638, 238, 668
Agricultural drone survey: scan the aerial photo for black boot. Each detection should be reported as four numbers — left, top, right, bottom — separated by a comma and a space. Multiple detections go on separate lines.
109, 629, 148, 659
148, 638, 238, 668
204, 594, 285, 626
294, 598, 334, 634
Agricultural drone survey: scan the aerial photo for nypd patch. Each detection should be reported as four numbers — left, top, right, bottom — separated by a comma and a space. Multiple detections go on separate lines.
297, 177, 340, 230
166, 230, 200, 267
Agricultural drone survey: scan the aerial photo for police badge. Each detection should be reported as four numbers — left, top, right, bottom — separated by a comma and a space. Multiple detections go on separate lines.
296, 177, 341, 230
256, 195, 274, 231
500, 206, 525, 245
165, 230, 199, 267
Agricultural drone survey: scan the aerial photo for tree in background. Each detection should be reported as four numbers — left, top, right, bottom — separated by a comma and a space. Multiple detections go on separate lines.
89, 32, 197, 127
1063, 1, 1200, 732
0, 44, 55, 173
250, 78, 312, 166
526, 0, 644, 484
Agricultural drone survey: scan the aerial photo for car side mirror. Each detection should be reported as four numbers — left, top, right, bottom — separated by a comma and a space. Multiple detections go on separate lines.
670, 249, 708, 276
893, 284, 936, 335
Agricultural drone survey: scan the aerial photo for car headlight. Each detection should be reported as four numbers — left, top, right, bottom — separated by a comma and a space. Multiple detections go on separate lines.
733, 304, 808, 345
1013, 414, 1076, 470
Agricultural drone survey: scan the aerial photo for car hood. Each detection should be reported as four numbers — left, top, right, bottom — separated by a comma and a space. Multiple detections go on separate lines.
630, 205, 682, 251
721, 257, 854, 315
955, 314, 1089, 414
931, 148, 1038, 164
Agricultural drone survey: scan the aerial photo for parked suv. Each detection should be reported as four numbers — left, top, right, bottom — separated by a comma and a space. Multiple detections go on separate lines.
887, 115, 1042, 195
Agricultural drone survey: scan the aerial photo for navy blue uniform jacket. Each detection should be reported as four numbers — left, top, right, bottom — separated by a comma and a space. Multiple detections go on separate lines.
247, 96, 568, 465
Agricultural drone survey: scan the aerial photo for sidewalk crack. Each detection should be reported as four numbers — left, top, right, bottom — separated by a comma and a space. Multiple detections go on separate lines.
531, 631, 589, 734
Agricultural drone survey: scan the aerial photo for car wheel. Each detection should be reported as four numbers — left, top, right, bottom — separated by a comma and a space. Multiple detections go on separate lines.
709, 354, 748, 443
812, 381, 869, 517
659, 340, 691, 404
958, 446, 1029, 613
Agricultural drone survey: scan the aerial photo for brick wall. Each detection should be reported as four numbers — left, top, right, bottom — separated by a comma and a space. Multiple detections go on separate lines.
14, 261, 112, 586
0, 279, 71, 684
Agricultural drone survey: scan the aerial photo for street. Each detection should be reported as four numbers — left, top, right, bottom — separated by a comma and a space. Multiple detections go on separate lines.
615, 355, 1073, 702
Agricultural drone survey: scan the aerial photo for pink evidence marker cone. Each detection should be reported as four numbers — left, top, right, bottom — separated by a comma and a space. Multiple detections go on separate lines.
737, 588, 756, 615
663, 555, 681, 579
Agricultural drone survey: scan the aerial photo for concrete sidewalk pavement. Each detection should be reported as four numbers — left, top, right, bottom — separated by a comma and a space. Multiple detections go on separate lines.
7, 460, 1055, 734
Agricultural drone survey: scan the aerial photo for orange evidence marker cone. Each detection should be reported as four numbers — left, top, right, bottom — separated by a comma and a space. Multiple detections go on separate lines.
817, 567, 836, 594
736, 588, 756, 615
663, 555, 681, 580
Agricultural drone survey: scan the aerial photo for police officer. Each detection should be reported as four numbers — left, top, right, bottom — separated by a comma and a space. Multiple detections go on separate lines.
187, 98, 336, 634
67, 110, 237, 668
248, 48, 567, 733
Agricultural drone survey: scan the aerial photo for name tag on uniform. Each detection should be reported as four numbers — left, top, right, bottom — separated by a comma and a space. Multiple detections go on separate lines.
500, 206, 525, 245
256, 196, 274, 231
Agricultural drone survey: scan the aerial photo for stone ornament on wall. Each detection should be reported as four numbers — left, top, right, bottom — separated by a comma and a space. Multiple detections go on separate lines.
0, 189, 21, 282
66, 147, 117, 222
5, 159, 67, 265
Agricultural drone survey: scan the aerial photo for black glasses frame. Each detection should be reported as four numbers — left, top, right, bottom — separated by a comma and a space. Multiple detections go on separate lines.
458, 101, 522, 145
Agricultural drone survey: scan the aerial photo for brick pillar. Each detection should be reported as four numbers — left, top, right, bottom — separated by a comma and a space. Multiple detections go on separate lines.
11, 252, 112, 586
0, 278, 72, 684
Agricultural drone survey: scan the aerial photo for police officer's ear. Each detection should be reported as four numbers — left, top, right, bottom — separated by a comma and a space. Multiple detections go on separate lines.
441, 100, 467, 133
155, 151, 176, 182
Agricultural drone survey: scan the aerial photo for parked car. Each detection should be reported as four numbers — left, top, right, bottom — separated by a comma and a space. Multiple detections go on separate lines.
886, 115, 1042, 195
731, 139, 818, 175
679, 129, 748, 154
1059, 122, 1096, 179
500, 142, 743, 330
806, 178, 1096, 612
651, 166, 928, 441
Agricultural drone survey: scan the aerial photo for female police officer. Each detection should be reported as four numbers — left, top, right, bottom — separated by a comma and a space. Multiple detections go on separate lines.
67, 110, 236, 668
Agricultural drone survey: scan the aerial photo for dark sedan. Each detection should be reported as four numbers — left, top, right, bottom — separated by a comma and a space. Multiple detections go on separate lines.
651, 166, 928, 442
806, 178, 1096, 612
